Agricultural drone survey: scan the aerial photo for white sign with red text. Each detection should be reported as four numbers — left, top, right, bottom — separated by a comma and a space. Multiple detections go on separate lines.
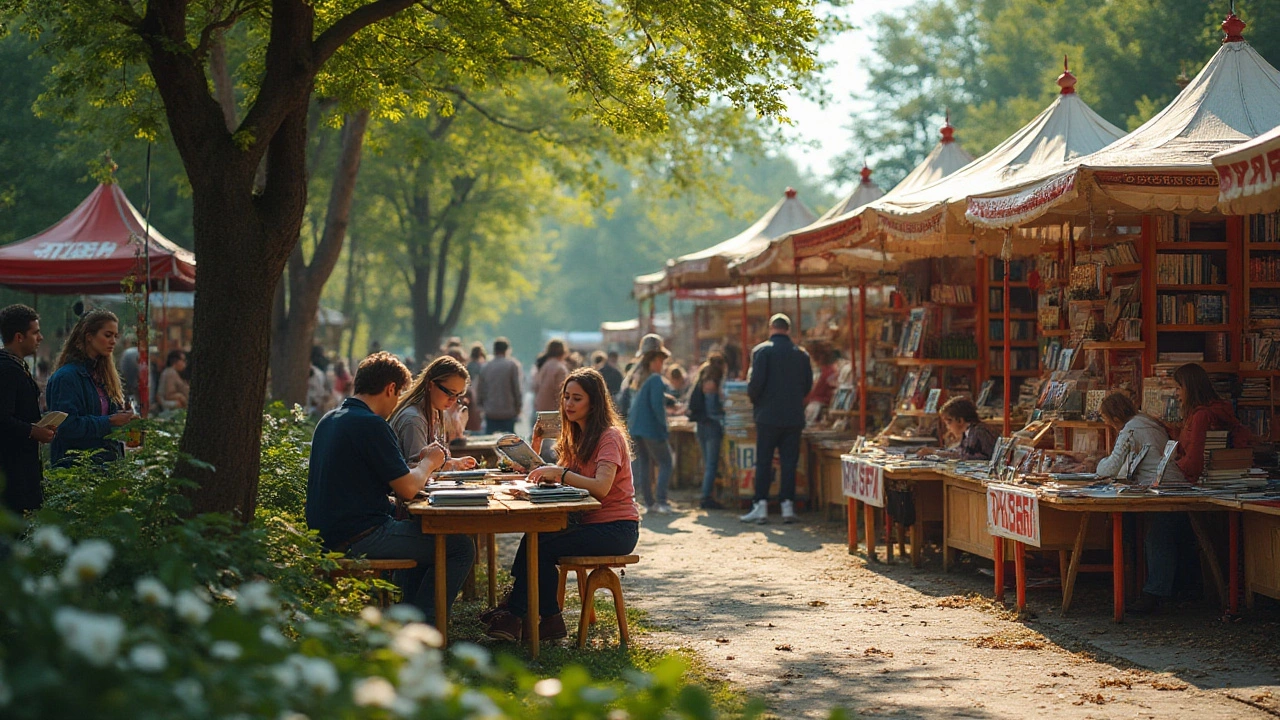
840, 455, 885, 507
986, 483, 1041, 547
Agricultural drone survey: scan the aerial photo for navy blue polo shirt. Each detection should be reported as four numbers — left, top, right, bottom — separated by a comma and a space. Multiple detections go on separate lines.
306, 397, 412, 548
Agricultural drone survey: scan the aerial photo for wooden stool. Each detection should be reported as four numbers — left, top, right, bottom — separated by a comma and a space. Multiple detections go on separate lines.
556, 555, 639, 648
332, 558, 418, 608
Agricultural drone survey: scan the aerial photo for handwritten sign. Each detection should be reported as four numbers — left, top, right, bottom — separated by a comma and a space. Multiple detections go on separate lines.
986, 484, 1040, 547
840, 455, 884, 507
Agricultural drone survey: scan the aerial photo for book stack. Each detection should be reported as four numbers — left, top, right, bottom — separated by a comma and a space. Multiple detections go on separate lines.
427, 488, 492, 507
1155, 293, 1225, 325
1155, 254, 1225, 284
929, 285, 974, 304
1199, 441, 1265, 489
509, 485, 591, 503
1241, 377, 1270, 402
722, 381, 753, 432
1103, 241, 1140, 266
1244, 327, 1280, 368
1250, 212, 1280, 242
1238, 406, 1271, 439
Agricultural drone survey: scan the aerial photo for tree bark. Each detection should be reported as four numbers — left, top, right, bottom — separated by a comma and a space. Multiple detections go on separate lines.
269, 109, 371, 406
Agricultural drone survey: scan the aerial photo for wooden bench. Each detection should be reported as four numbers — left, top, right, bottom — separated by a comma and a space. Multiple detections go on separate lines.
556, 555, 639, 648
331, 558, 418, 608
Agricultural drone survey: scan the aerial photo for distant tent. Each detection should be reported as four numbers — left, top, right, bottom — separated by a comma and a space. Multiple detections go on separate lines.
0, 183, 195, 294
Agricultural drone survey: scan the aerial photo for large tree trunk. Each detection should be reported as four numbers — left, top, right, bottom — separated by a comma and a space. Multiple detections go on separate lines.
269, 110, 370, 406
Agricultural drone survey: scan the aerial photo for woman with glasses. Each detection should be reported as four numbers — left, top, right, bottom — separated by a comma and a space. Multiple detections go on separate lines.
390, 356, 478, 472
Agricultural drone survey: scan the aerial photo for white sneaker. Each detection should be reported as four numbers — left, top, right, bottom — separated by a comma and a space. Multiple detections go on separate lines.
781, 500, 797, 524
654, 503, 673, 515
739, 500, 768, 524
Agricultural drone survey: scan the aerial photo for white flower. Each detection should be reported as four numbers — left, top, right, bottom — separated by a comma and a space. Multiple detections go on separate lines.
391, 697, 418, 717
384, 604, 424, 625
31, 526, 70, 555
36, 576, 58, 595
579, 686, 616, 704
398, 652, 450, 700
236, 581, 276, 614
301, 621, 329, 638
174, 590, 212, 625
53, 607, 125, 667
607, 711, 630, 720
11, 544, 31, 560
59, 540, 114, 586
210, 641, 242, 661
451, 643, 491, 672
0, 668, 12, 707
359, 606, 382, 626
129, 643, 167, 673
532, 678, 561, 697
277, 713, 309, 720
259, 625, 288, 648
270, 662, 299, 690
135, 577, 172, 608
391, 623, 443, 658
172, 678, 204, 712
293, 656, 338, 695
352, 677, 398, 708
459, 689, 503, 719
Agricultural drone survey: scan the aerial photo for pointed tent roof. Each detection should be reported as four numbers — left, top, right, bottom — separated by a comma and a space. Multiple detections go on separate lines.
732, 119, 973, 279
1213, 122, 1280, 215
818, 166, 886, 221
969, 14, 1280, 227
0, 183, 196, 294
870, 60, 1125, 252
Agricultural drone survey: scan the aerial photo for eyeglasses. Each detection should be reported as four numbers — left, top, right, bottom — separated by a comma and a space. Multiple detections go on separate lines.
433, 380, 466, 400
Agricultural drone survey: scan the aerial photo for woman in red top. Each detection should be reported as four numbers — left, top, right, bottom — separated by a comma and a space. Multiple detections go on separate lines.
484, 367, 640, 642
1172, 363, 1251, 481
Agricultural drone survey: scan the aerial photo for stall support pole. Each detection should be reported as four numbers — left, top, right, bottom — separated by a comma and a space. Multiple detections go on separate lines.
845, 286, 857, 431
863, 501, 877, 563
648, 297, 656, 334
689, 303, 698, 364
858, 277, 868, 434
766, 283, 773, 318
739, 286, 750, 377
667, 294, 674, 343
1112, 512, 1125, 623
993, 537, 1005, 602
1014, 540, 1027, 612
847, 498, 857, 554
1229, 511, 1240, 616
1002, 256, 1011, 435
794, 272, 803, 337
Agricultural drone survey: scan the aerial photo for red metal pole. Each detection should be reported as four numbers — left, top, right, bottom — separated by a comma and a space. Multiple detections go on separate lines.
767, 283, 773, 318
794, 273, 803, 337
993, 537, 1005, 602
1003, 257, 1011, 435
1112, 512, 1125, 622
690, 304, 699, 365
863, 501, 877, 562
1014, 540, 1027, 611
847, 498, 857, 554
739, 286, 750, 378
859, 277, 868, 434
1229, 511, 1240, 616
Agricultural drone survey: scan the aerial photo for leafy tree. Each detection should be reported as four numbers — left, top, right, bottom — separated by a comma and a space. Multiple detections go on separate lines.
3, 0, 824, 518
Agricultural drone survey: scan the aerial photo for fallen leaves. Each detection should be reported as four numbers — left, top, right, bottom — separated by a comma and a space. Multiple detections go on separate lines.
1073, 693, 1111, 706
714, 637, 731, 644
775, 644, 793, 652
808, 600, 828, 607
971, 629, 1045, 651
1098, 677, 1132, 689
1149, 678, 1188, 691
864, 647, 894, 658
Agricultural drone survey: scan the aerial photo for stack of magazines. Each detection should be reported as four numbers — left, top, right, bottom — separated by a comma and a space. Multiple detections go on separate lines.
427, 489, 492, 506
509, 485, 591, 503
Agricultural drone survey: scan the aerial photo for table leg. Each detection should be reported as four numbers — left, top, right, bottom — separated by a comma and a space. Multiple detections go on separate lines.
1229, 512, 1240, 616
462, 535, 478, 601
1062, 514, 1089, 615
486, 533, 498, 608
863, 502, 877, 563
526, 531, 540, 656
1188, 513, 1228, 611
910, 489, 923, 568
942, 485, 952, 572
993, 536, 1005, 603
884, 508, 894, 562
847, 498, 857, 554
1014, 540, 1026, 612
435, 535, 448, 643
1112, 512, 1124, 623
895, 521, 905, 562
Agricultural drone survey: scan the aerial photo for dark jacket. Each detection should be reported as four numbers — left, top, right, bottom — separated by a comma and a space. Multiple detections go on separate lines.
747, 334, 812, 428
0, 350, 43, 511
46, 361, 123, 468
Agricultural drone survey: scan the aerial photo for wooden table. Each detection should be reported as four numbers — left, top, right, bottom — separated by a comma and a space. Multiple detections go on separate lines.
1236, 499, 1280, 606
407, 493, 601, 656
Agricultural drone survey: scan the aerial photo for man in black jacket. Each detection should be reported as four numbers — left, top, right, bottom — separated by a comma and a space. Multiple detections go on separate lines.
742, 314, 812, 524
0, 305, 54, 513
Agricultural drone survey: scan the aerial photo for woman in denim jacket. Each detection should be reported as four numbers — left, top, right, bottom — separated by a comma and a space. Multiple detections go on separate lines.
46, 309, 135, 467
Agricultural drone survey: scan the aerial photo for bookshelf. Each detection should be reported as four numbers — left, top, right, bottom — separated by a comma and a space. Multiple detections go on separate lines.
1242, 211, 1280, 440
982, 256, 1040, 424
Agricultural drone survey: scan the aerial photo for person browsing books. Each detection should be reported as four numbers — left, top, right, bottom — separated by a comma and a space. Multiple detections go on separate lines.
306, 352, 475, 622
389, 355, 477, 473
915, 397, 996, 460
482, 367, 639, 642
45, 309, 137, 468
1095, 393, 1182, 485
0, 305, 54, 512
1170, 363, 1252, 482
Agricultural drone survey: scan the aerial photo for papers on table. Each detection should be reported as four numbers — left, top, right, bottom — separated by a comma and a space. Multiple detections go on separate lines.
508, 485, 591, 503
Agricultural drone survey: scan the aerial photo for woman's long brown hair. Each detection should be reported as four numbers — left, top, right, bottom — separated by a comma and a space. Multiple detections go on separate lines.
55, 309, 124, 406
555, 367, 631, 471
1172, 363, 1220, 415
390, 355, 469, 437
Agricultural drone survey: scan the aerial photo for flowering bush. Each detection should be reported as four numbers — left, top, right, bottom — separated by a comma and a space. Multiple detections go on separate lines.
0, 408, 738, 719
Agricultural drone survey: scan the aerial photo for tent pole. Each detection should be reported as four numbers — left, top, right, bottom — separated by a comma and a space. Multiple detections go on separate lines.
794, 272, 803, 338
689, 303, 698, 365
667, 294, 674, 347
859, 276, 868, 435
1003, 255, 1011, 436
740, 285, 750, 378
648, 296, 656, 334
766, 283, 773, 318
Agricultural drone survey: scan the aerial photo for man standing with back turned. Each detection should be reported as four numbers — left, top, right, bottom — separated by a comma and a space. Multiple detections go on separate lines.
740, 313, 811, 524
477, 337, 522, 435
0, 304, 54, 513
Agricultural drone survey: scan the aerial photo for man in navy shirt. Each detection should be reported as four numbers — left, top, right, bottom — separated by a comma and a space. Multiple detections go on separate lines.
741, 314, 812, 525
306, 352, 475, 621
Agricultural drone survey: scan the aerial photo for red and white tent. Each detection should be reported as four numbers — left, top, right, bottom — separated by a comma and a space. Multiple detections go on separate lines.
0, 183, 196, 294
1213, 122, 1280, 215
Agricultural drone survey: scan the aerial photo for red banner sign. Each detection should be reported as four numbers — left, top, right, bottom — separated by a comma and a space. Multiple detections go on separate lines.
841, 456, 885, 507
986, 484, 1040, 547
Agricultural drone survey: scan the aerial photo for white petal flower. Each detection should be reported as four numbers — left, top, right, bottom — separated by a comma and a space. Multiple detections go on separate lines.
37, 576, 58, 595
383, 604, 424, 624
532, 678, 561, 697
451, 643, 492, 672
53, 607, 125, 667
59, 540, 115, 586
579, 686, 616, 704
135, 577, 172, 608
259, 625, 288, 648
129, 643, 167, 673
270, 662, 300, 690
352, 677, 398, 708
390, 623, 443, 657
11, 544, 31, 560
359, 606, 382, 626
301, 621, 329, 638
296, 657, 339, 695
21, 578, 37, 595
607, 711, 630, 720
31, 526, 71, 555
236, 581, 276, 614
210, 641, 242, 661
459, 689, 503, 719
397, 653, 450, 701
174, 590, 213, 625
172, 678, 204, 712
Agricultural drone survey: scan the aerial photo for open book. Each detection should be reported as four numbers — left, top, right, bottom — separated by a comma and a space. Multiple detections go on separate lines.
495, 434, 546, 471
36, 411, 67, 429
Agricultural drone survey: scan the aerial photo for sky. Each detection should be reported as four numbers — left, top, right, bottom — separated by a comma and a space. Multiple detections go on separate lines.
780, 0, 917, 197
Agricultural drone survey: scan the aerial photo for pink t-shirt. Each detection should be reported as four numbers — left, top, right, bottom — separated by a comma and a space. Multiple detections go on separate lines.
572, 426, 640, 524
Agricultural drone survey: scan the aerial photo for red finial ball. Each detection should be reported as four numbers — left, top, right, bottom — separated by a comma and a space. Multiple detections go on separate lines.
860, 165, 872, 183
1222, 13, 1246, 43
1057, 55, 1077, 94
940, 116, 955, 144
785, 187, 797, 199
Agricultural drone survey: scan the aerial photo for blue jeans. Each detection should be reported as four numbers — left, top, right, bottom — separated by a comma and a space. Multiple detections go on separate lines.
696, 420, 723, 501
485, 417, 517, 434
754, 423, 802, 502
1143, 513, 1191, 598
347, 518, 477, 621
631, 436, 672, 507
508, 520, 639, 618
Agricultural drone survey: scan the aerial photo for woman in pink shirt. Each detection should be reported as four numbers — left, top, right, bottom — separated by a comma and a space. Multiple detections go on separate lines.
484, 367, 639, 642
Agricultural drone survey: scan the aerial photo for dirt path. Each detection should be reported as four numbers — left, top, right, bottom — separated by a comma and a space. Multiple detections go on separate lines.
624, 495, 1280, 719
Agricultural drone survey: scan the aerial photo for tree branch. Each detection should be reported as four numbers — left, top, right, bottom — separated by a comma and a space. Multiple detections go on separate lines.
442, 243, 472, 331
312, 0, 419, 67
444, 85, 542, 134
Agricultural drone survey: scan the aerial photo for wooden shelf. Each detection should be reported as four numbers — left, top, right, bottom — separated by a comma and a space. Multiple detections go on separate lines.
1054, 420, 1109, 430
1156, 242, 1229, 251
1156, 324, 1231, 332
891, 358, 980, 367
1104, 263, 1143, 275
1199, 362, 1239, 373
1041, 329, 1072, 337
988, 340, 1039, 347
1083, 341, 1145, 350
1236, 399, 1274, 407
1156, 284, 1229, 291
1249, 281, 1280, 289
989, 369, 1041, 376
989, 280, 1031, 287
1248, 242, 1280, 250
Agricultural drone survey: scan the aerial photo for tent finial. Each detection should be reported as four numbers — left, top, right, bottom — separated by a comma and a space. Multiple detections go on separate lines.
784, 187, 797, 199
1222, 8, 1245, 43
940, 110, 955, 144
860, 163, 872, 184
1057, 56, 1077, 94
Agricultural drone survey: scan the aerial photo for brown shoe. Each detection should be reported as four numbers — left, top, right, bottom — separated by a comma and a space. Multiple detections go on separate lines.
539, 613, 567, 641
484, 610, 522, 642
479, 596, 511, 625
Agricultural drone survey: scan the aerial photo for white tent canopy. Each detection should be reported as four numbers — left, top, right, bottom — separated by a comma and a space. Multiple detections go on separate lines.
868, 63, 1124, 253
1213, 122, 1280, 215
969, 15, 1280, 227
